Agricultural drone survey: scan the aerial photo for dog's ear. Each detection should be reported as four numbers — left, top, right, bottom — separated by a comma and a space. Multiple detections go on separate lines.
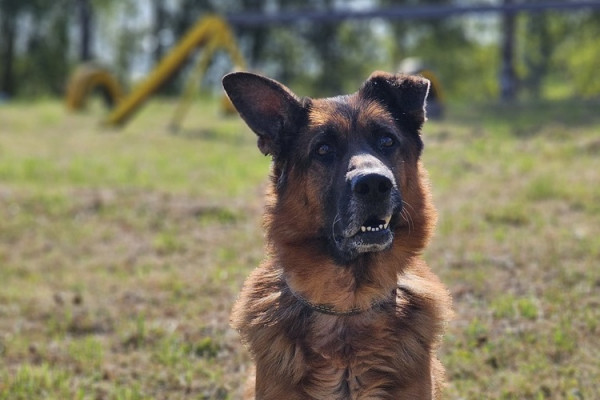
360, 71, 430, 154
222, 72, 305, 157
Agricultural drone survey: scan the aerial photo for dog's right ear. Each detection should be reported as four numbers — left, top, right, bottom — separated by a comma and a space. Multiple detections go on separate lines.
222, 72, 305, 157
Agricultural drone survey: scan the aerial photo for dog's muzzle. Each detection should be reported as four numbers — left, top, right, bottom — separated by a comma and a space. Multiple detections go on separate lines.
333, 165, 400, 260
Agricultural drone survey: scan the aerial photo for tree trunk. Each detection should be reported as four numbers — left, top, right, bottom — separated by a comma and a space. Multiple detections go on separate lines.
500, 0, 517, 101
524, 13, 551, 98
152, 0, 166, 64
0, 13, 17, 96
78, 0, 93, 61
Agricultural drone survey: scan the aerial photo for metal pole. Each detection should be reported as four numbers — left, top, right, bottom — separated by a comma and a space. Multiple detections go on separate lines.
225, 1, 600, 26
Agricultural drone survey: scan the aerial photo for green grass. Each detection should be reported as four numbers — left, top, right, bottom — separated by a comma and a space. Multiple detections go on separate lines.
426, 100, 600, 399
0, 95, 599, 399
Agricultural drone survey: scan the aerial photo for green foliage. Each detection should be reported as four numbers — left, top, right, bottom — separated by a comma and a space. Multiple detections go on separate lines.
0, 0, 73, 96
68, 337, 105, 370
556, 14, 600, 98
2, 0, 599, 100
0, 364, 72, 400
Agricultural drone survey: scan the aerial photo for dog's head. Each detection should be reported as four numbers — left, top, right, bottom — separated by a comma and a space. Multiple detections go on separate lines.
223, 71, 432, 264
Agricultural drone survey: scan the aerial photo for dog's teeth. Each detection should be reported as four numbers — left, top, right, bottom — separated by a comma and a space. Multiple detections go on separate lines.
361, 224, 389, 233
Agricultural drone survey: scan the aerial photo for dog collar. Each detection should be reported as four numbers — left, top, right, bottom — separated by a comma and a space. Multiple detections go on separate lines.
287, 286, 396, 317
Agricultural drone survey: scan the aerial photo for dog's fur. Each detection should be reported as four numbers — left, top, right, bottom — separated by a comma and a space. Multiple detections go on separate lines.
223, 71, 452, 400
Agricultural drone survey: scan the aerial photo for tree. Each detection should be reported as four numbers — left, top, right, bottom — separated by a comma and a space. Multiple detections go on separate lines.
557, 12, 600, 98
520, 12, 551, 98
0, 0, 24, 96
77, 0, 94, 61
151, 0, 167, 64
500, 0, 517, 101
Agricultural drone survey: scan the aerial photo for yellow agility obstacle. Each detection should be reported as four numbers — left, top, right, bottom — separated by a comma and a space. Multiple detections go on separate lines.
65, 15, 245, 127
65, 64, 124, 110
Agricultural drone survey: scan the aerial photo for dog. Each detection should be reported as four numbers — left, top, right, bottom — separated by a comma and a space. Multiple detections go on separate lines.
222, 71, 452, 400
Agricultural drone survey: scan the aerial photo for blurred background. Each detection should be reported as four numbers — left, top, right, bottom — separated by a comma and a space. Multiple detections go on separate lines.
1, 0, 599, 102
0, 1, 599, 399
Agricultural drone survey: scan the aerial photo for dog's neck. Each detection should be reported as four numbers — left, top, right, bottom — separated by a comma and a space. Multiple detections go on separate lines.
285, 281, 397, 316
277, 245, 406, 312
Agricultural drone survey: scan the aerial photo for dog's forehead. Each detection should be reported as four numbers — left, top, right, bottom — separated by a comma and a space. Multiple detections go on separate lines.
307, 95, 393, 135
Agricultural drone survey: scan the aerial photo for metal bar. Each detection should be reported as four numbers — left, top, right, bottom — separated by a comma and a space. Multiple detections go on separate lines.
226, 1, 600, 26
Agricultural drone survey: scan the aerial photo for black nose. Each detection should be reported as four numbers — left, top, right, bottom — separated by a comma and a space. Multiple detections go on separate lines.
352, 173, 393, 202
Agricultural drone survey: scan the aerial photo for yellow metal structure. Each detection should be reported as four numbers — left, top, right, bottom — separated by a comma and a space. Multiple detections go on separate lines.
65, 15, 245, 127
168, 19, 243, 130
418, 69, 444, 119
419, 69, 445, 102
65, 64, 124, 110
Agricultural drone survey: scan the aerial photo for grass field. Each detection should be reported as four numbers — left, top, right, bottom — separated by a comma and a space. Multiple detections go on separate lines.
0, 95, 599, 399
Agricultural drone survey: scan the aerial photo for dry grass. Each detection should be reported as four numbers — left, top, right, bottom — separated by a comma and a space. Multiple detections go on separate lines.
0, 97, 599, 399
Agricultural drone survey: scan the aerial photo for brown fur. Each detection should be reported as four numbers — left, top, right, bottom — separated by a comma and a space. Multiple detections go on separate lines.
223, 71, 452, 399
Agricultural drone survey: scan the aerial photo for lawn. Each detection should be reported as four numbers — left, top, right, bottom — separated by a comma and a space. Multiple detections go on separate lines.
0, 95, 599, 399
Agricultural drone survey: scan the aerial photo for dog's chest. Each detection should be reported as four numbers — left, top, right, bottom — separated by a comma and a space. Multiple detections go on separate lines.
308, 316, 377, 363
299, 314, 415, 399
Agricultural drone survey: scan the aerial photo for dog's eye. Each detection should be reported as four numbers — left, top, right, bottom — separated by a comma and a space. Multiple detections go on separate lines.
316, 143, 333, 157
378, 135, 395, 149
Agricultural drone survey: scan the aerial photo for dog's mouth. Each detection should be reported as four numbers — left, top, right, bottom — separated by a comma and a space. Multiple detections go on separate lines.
333, 214, 394, 260
358, 215, 391, 234
351, 214, 393, 248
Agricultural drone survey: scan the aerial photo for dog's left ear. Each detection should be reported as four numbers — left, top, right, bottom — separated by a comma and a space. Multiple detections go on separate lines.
360, 71, 430, 150
222, 72, 305, 157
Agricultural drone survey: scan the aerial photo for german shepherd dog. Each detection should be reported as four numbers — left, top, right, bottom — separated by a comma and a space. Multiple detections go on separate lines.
222, 71, 452, 400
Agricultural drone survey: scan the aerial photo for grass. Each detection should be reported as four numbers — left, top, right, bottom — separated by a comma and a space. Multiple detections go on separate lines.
0, 94, 599, 399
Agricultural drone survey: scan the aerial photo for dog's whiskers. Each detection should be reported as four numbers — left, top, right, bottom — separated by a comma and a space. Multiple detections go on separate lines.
402, 200, 416, 213
400, 209, 412, 234
401, 201, 415, 234
331, 213, 342, 238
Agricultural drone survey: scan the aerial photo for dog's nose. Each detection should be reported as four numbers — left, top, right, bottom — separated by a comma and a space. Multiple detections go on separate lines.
352, 173, 393, 202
